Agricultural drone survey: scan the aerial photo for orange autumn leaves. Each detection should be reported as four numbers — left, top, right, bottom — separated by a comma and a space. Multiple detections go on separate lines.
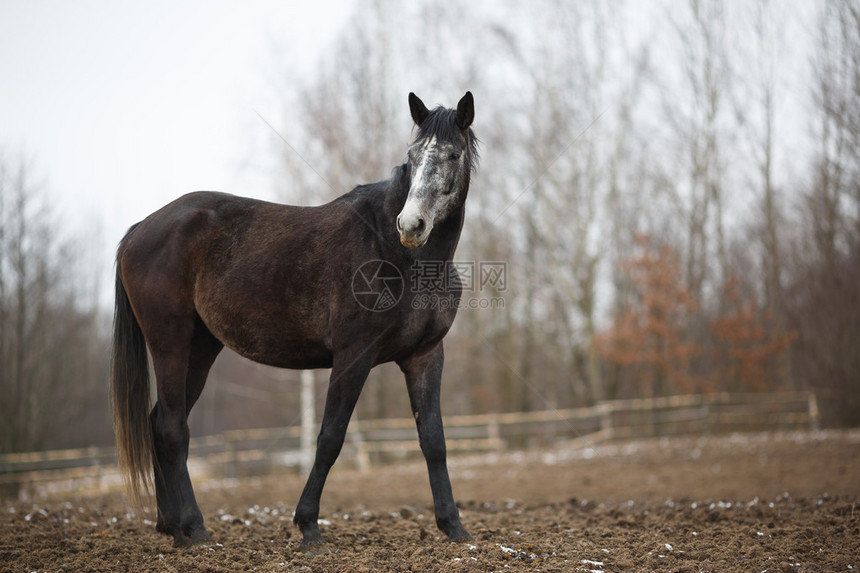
596, 236, 794, 397
710, 276, 795, 392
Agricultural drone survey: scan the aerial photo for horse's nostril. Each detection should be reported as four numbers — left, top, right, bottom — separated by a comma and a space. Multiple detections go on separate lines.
415, 218, 425, 232
396, 215, 403, 232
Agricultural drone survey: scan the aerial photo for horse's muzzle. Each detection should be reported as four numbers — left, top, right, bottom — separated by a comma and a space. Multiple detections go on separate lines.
399, 232, 428, 248
396, 212, 430, 248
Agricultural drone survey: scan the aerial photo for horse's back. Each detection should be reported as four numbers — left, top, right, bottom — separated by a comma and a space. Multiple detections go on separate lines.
119, 192, 259, 289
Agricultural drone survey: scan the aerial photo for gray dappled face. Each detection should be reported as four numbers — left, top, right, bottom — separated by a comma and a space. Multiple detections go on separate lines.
396, 135, 470, 248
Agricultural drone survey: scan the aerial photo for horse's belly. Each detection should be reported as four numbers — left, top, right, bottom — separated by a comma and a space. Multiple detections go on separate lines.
197, 298, 333, 369
235, 341, 334, 370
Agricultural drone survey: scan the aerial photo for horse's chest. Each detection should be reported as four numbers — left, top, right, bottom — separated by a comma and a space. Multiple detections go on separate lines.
397, 304, 457, 353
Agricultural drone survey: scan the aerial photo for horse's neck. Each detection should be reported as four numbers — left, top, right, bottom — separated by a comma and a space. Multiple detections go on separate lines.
433, 206, 465, 261
384, 163, 411, 216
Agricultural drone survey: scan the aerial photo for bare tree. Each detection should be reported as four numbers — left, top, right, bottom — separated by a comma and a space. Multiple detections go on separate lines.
0, 154, 109, 453
474, 0, 638, 409
733, 0, 788, 312
808, 0, 860, 262
659, 0, 734, 305
783, 0, 860, 426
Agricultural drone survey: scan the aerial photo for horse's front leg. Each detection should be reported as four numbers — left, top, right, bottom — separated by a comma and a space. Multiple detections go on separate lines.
293, 350, 373, 550
399, 342, 471, 542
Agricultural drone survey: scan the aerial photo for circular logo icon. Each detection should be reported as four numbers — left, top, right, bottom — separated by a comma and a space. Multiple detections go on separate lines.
352, 260, 404, 312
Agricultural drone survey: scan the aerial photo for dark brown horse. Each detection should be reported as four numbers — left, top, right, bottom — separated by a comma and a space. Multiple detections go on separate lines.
111, 92, 477, 549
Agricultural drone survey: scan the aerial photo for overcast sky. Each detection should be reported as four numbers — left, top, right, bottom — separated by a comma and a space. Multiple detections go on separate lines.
0, 0, 823, 313
0, 0, 352, 304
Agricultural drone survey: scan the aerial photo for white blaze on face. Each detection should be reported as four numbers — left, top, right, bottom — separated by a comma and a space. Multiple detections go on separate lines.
397, 134, 468, 248
397, 136, 437, 248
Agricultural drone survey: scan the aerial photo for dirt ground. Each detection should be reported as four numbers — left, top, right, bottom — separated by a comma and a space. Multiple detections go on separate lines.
2, 430, 859, 572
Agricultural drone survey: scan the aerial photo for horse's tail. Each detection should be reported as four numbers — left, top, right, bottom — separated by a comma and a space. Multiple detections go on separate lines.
111, 252, 154, 509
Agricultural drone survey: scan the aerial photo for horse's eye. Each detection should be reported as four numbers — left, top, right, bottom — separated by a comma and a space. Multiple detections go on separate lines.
448, 152, 461, 161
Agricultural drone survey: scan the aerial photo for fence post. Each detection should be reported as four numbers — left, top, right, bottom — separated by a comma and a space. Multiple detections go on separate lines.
227, 437, 238, 479
808, 392, 820, 431
300, 370, 315, 476
488, 415, 502, 451
599, 402, 614, 439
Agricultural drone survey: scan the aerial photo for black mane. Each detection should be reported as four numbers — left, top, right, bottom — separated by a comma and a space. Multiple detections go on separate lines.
414, 106, 480, 171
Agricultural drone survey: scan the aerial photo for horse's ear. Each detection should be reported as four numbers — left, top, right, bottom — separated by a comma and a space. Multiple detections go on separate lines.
409, 92, 430, 126
455, 91, 474, 130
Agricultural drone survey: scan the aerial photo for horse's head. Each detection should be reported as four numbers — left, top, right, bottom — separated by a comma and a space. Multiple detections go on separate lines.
396, 92, 477, 248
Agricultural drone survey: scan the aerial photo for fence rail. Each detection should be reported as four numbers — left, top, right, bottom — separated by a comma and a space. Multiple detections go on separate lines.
0, 391, 817, 497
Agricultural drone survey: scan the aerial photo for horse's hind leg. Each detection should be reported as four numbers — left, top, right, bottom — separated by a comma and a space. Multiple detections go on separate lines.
151, 318, 222, 547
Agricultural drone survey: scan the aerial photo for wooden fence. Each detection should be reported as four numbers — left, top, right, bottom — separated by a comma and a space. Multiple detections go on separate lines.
0, 391, 817, 497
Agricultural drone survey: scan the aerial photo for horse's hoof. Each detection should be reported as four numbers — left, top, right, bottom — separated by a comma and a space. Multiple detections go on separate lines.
303, 543, 333, 556
447, 526, 473, 543
298, 536, 332, 556
171, 528, 213, 548
299, 539, 334, 557
187, 529, 214, 546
